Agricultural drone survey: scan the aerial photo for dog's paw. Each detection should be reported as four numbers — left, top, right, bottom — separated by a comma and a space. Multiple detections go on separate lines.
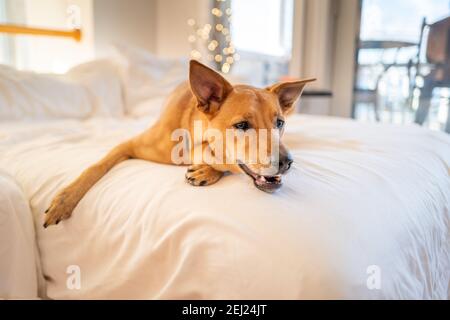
185, 165, 224, 186
43, 190, 77, 228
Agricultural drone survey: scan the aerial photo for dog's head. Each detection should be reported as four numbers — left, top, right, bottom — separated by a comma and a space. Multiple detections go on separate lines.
189, 60, 315, 192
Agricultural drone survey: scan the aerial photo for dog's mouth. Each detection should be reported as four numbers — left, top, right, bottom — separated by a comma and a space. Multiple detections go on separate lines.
237, 162, 282, 193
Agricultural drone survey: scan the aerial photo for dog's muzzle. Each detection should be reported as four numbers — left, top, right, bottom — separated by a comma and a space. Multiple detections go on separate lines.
237, 149, 293, 193
238, 161, 283, 193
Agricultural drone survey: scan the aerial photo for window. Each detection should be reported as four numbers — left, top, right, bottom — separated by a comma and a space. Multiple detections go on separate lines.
230, 0, 294, 86
231, 0, 293, 57
358, 0, 450, 67
354, 0, 450, 131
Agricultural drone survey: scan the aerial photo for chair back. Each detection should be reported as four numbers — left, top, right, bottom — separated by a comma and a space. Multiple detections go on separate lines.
426, 16, 450, 64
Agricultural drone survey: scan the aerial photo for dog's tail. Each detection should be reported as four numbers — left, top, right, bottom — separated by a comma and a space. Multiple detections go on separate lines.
43, 140, 134, 227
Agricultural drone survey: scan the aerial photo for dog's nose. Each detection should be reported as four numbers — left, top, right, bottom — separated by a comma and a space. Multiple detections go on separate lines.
279, 154, 293, 174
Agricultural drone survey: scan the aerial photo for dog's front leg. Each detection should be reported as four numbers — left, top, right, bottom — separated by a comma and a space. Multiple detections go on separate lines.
185, 164, 224, 186
43, 141, 133, 227
185, 142, 224, 186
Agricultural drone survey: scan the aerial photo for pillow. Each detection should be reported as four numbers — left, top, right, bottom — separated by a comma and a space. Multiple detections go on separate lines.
114, 45, 247, 117
66, 59, 124, 118
114, 44, 188, 117
0, 65, 91, 121
0, 60, 124, 121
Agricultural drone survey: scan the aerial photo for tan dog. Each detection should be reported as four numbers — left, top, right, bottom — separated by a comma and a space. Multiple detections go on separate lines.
43, 60, 315, 227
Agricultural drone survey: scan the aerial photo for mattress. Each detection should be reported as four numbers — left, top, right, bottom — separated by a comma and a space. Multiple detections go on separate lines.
0, 114, 449, 299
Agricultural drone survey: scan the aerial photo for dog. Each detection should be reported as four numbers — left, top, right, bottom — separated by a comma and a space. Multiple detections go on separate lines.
43, 60, 315, 227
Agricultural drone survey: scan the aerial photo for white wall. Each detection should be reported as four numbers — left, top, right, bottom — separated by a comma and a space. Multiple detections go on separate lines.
301, 0, 336, 91
289, 0, 306, 80
92, 0, 156, 56
331, 0, 360, 118
2, 0, 205, 69
91, 0, 209, 58
153, 0, 360, 117
155, 0, 209, 58
3, 0, 94, 73
290, 0, 359, 117
92, 0, 209, 58
1, 0, 359, 116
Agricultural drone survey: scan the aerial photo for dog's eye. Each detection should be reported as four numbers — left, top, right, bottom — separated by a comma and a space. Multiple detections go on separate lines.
233, 121, 250, 131
276, 119, 285, 129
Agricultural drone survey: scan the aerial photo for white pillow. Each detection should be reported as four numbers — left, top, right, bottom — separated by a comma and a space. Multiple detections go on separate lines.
0, 65, 91, 120
66, 59, 124, 118
128, 96, 171, 118
114, 44, 188, 117
0, 60, 124, 121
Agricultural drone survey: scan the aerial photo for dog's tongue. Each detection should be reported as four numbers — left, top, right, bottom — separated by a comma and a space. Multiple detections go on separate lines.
254, 174, 282, 193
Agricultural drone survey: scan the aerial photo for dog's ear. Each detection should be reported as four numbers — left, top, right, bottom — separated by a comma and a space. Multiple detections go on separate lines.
268, 78, 316, 114
189, 60, 233, 115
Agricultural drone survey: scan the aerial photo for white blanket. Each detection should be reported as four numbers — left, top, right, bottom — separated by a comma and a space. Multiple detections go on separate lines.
0, 170, 43, 298
0, 115, 449, 299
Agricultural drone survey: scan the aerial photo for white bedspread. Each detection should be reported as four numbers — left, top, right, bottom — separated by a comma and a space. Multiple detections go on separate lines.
0, 170, 43, 298
0, 115, 449, 299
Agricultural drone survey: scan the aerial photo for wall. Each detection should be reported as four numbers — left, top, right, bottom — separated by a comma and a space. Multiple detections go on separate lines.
331, 0, 360, 118
2, 0, 206, 68
91, 0, 209, 58
92, 0, 156, 56
152, 0, 360, 117
92, 0, 209, 58
301, 0, 336, 91
289, 0, 359, 117
289, 0, 305, 80
1, 0, 359, 116
3, 0, 94, 73
155, 0, 210, 58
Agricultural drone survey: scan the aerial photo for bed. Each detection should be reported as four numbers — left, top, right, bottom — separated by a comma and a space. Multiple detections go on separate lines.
0, 50, 449, 299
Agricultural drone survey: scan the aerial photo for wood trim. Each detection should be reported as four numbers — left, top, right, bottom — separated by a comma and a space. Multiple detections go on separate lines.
0, 23, 82, 42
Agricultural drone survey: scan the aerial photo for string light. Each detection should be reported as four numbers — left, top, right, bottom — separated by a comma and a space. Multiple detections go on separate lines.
208, 42, 217, 51
187, 0, 236, 74
211, 8, 223, 17
221, 63, 230, 73
190, 50, 202, 60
